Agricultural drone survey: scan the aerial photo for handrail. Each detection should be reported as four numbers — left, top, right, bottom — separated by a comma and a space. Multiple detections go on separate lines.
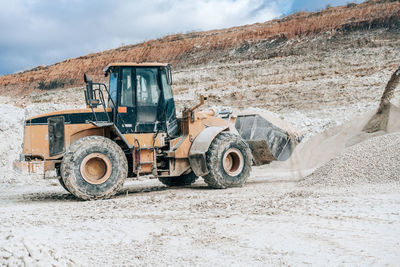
152, 129, 159, 176
87, 82, 129, 133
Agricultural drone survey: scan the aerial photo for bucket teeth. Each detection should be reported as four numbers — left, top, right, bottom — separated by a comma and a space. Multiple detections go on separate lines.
235, 114, 301, 165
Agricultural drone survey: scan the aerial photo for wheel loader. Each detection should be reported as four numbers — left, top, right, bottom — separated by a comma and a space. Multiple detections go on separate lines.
14, 62, 301, 200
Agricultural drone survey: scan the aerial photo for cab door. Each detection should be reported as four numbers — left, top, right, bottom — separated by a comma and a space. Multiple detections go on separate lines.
116, 67, 136, 133
135, 67, 162, 133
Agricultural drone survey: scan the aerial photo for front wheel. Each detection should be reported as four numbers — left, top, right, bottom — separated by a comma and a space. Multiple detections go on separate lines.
204, 132, 252, 189
60, 136, 128, 200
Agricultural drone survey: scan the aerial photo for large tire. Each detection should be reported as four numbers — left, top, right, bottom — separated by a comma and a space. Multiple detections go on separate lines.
204, 132, 252, 189
60, 136, 128, 200
158, 172, 197, 186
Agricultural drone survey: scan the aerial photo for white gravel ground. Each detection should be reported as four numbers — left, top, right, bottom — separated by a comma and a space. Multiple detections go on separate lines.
1, 58, 400, 265
0, 178, 399, 266
0, 231, 77, 266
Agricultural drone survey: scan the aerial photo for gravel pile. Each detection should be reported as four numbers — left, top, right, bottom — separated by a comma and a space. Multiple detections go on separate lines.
0, 105, 25, 184
0, 103, 80, 185
301, 133, 400, 186
0, 232, 78, 266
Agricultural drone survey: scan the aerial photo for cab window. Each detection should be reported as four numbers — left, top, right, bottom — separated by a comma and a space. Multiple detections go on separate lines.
136, 68, 160, 122
120, 68, 135, 107
136, 68, 160, 106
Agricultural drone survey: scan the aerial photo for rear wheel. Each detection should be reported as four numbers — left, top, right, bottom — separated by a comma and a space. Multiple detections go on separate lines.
204, 132, 252, 189
158, 172, 197, 186
60, 136, 127, 200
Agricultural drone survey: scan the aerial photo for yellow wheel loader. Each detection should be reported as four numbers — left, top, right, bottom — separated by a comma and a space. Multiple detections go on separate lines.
15, 62, 301, 200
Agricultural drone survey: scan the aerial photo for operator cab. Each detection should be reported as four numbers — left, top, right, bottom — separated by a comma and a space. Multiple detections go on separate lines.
104, 63, 178, 136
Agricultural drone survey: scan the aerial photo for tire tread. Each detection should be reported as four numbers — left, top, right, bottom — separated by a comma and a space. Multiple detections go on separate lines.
60, 136, 127, 200
203, 132, 252, 189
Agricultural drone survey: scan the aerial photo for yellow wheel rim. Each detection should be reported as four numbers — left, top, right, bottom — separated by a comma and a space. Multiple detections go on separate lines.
80, 153, 112, 184
222, 148, 244, 176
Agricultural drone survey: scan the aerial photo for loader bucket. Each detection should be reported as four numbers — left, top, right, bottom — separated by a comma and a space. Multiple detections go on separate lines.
235, 114, 302, 165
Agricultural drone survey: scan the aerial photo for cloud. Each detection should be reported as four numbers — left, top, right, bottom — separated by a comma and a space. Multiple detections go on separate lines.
0, 0, 284, 75
290, 0, 364, 12
0, 0, 366, 75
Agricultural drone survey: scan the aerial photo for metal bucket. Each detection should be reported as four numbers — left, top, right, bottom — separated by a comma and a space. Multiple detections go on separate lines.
235, 114, 302, 165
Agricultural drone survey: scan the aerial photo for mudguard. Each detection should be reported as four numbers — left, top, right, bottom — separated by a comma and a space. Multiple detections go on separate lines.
188, 126, 228, 177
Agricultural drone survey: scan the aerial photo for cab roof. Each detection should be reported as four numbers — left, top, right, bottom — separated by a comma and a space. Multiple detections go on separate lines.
104, 62, 170, 73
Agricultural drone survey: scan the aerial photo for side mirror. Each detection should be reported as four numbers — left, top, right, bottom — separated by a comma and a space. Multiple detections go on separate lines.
167, 66, 173, 85
83, 73, 95, 106
84, 73, 92, 83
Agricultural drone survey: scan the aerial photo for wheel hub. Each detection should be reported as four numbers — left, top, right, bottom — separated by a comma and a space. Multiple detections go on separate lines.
222, 148, 244, 176
80, 153, 112, 184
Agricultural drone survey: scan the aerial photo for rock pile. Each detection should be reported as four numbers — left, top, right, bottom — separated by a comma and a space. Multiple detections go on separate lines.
301, 133, 400, 186
0, 232, 77, 266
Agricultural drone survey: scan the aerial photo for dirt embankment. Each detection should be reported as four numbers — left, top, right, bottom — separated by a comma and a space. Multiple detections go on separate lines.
0, 0, 399, 95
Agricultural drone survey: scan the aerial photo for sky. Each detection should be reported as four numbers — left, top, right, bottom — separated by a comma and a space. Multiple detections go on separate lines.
0, 0, 364, 76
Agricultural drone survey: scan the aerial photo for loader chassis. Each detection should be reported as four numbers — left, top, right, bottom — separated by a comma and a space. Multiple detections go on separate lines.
22, 106, 228, 178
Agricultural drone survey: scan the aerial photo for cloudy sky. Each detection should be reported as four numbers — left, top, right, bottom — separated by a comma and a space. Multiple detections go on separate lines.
0, 0, 364, 75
